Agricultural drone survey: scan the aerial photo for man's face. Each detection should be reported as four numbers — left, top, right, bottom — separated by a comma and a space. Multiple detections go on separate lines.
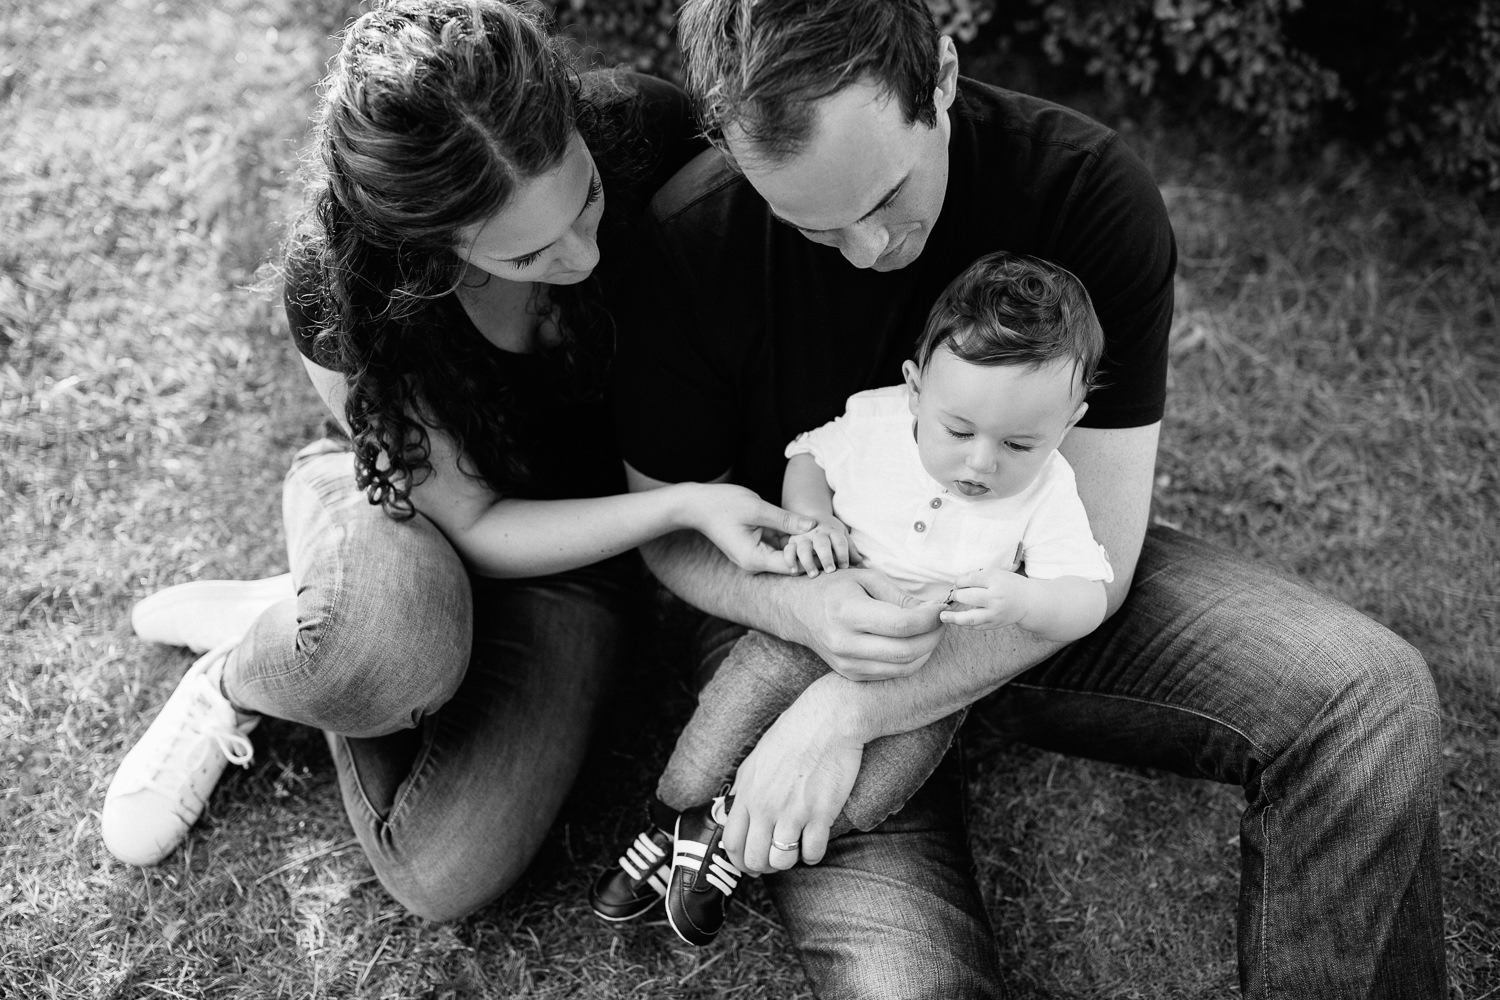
727, 43, 958, 272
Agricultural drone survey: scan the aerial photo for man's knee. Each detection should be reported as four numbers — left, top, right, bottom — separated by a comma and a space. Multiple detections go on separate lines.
1293, 616, 1442, 808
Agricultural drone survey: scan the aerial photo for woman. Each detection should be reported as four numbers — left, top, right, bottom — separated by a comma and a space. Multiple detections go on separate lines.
101, 0, 805, 921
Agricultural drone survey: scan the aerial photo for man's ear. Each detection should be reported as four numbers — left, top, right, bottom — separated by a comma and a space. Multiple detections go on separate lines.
934, 35, 960, 115
901, 359, 922, 414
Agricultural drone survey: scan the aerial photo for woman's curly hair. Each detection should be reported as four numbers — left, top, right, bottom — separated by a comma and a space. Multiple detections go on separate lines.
282, 0, 631, 517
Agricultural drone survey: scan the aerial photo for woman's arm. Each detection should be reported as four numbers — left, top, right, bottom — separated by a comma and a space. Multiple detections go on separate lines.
300, 357, 807, 578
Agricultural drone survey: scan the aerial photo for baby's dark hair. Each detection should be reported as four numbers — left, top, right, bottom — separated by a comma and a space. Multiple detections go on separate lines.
913, 252, 1103, 396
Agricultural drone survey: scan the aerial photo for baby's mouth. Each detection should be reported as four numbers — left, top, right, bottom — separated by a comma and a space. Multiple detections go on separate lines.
953, 479, 990, 497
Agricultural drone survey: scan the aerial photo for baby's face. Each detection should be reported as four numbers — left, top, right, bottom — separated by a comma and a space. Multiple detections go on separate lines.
903, 348, 1085, 500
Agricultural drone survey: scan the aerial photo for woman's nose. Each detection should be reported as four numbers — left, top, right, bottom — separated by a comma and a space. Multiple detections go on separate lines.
558, 224, 600, 273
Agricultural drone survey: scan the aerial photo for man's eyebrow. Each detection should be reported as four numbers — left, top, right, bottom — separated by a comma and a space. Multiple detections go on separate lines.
770, 178, 906, 234
498, 167, 599, 263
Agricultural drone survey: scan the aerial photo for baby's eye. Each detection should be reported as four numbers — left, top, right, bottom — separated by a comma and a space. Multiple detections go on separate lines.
1005, 441, 1035, 453
510, 250, 542, 270
946, 427, 973, 440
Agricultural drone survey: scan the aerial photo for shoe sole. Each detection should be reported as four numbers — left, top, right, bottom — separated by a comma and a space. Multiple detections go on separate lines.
589, 894, 665, 923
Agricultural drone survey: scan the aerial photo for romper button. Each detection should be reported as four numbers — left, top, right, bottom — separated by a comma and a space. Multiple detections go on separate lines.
913, 521, 926, 532
930, 497, 942, 508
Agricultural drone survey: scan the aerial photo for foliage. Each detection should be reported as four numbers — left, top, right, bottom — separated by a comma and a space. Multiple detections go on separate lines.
1348, 0, 1500, 193
549, 0, 1500, 193
996, 0, 1500, 193
1020, 0, 1340, 142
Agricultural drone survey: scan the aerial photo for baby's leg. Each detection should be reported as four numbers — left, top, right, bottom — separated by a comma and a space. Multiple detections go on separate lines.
657, 630, 824, 809
657, 630, 965, 836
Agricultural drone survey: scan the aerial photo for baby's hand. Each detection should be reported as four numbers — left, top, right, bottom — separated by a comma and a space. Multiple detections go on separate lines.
783, 517, 860, 577
940, 567, 1031, 629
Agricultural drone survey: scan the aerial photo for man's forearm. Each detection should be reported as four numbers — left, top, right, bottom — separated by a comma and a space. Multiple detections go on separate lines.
640, 529, 800, 639
814, 619, 1060, 742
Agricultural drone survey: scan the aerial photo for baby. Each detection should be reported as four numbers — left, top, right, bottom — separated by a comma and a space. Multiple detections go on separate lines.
592, 251, 1114, 946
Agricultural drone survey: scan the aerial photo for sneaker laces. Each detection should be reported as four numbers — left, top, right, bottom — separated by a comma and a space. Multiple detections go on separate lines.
131, 644, 255, 807
619, 829, 668, 883
702, 796, 742, 895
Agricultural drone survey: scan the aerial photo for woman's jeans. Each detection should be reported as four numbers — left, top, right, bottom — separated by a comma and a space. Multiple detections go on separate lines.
683, 526, 1445, 1000
221, 440, 631, 921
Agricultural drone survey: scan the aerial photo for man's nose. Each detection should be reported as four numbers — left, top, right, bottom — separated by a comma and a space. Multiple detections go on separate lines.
837, 223, 889, 269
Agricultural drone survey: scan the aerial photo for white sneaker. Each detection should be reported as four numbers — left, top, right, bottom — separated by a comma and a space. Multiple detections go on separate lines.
102, 642, 259, 866
131, 574, 294, 653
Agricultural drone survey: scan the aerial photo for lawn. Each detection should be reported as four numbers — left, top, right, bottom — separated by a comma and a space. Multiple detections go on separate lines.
2, 0, 1496, 997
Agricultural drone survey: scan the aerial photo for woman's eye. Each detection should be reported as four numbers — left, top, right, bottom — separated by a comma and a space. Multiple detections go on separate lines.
585, 174, 603, 206
510, 251, 542, 270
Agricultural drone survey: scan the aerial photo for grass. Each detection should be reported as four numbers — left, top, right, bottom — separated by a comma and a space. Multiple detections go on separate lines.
3, 0, 1497, 997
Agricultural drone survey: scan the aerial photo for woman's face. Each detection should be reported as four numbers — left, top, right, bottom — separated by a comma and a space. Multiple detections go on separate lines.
455, 133, 604, 286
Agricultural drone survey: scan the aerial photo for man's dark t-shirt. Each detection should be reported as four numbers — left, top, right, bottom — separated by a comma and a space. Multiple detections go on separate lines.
613, 78, 1176, 502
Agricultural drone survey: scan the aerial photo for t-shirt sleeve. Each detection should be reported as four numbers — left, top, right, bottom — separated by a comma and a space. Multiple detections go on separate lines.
1046, 135, 1176, 430
784, 409, 852, 466
1019, 458, 1115, 582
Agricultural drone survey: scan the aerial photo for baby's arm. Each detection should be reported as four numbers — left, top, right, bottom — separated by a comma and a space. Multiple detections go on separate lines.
942, 570, 1107, 644
781, 453, 860, 576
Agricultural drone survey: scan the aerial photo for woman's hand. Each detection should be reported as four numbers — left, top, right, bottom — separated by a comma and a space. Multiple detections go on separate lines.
680, 483, 817, 575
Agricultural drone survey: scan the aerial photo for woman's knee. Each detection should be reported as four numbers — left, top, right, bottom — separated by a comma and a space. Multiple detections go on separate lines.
287, 519, 474, 735
380, 865, 518, 924
369, 832, 535, 923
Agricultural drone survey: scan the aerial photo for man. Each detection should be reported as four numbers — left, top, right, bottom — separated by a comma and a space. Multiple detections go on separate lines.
611, 1, 1445, 996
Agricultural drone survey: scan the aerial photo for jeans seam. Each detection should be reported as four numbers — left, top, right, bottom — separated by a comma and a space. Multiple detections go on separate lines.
1004, 681, 1277, 761
342, 726, 439, 844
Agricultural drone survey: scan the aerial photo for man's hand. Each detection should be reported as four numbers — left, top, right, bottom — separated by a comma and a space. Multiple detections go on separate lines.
721, 679, 863, 874
941, 567, 1034, 629
784, 515, 861, 577
789, 568, 945, 681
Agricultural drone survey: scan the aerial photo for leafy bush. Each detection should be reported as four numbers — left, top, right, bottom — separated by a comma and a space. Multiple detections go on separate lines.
548, 0, 1500, 193
997, 0, 1500, 193
1016, 0, 1342, 143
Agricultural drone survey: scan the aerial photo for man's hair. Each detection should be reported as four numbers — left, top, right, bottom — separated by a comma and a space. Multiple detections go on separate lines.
914, 252, 1105, 395
678, 0, 942, 162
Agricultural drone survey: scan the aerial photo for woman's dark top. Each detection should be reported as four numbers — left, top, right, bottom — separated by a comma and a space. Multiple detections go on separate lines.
286, 73, 704, 501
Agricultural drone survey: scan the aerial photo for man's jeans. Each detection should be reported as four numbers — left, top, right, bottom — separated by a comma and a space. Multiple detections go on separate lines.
222, 440, 632, 921
686, 525, 1445, 1000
